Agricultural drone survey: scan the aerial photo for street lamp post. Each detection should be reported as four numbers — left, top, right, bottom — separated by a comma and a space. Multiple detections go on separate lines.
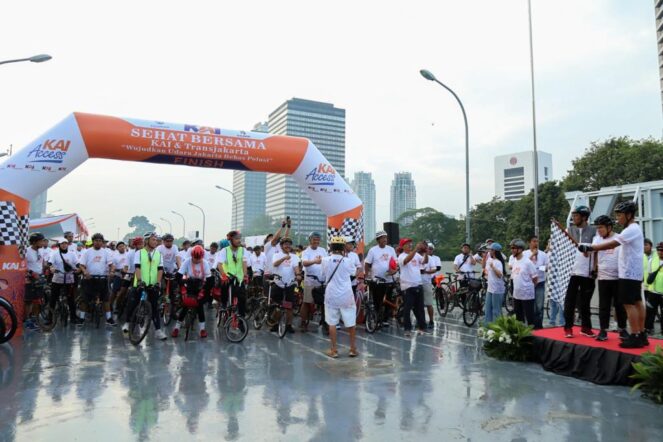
215, 185, 238, 230
420, 69, 471, 244
171, 210, 186, 238
528, 0, 540, 237
188, 202, 206, 243
160, 217, 173, 234
0, 54, 52, 66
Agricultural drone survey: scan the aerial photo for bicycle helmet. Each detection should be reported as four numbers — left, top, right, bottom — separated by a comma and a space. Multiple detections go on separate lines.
375, 230, 388, 240
219, 239, 230, 249
143, 231, 157, 240
308, 231, 322, 240
330, 236, 346, 245
427, 242, 435, 250
572, 205, 591, 218
85, 240, 93, 247
344, 235, 356, 244
131, 236, 144, 247
489, 242, 503, 252
509, 239, 526, 250
593, 215, 613, 227
191, 245, 205, 260
29, 232, 45, 244
614, 200, 637, 214
191, 238, 203, 246
91, 233, 104, 241
162, 233, 174, 241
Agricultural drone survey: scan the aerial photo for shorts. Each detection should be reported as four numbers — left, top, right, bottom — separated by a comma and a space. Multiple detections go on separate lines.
422, 283, 434, 306
325, 304, 357, 327
122, 274, 134, 288
85, 277, 109, 303
618, 278, 642, 305
24, 282, 40, 302
272, 285, 296, 306
303, 284, 316, 304
112, 275, 123, 293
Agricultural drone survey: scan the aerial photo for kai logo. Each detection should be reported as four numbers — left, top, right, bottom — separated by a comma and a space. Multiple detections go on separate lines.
2, 262, 21, 270
27, 139, 71, 163
305, 163, 336, 186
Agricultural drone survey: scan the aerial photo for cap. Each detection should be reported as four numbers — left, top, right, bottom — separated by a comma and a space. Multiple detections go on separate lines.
398, 238, 412, 248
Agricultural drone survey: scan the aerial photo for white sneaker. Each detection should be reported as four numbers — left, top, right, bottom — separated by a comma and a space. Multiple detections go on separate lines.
155, 329, 167, 341
122, 323, 129, 333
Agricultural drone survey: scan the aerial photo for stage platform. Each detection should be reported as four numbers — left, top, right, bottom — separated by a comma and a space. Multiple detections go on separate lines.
532, 327, 663, 386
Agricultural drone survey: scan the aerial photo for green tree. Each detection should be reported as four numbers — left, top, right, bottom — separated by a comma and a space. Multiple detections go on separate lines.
123, 216, 156, 242
506, 181, 568, 246
563, 137, 663, 192
396, 208, 464, 260
469, 197, 516, 249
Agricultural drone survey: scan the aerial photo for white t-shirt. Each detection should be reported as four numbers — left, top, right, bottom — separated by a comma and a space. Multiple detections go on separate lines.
398, 252, 425, 290
112, 251, 130, 274
454, 253, 475, 277
302, 246, 327, 285
176, 249, 188, 267
420, 257, 436, 285
178, 258, 211, 280
510, 255, 537, 300
26, 247, 44, 276
346, 251, 362, 286
428, 255, 442, 277
272, 250, 300, 287
126, 249, 139, 273
157, 244, 179, 273
48, 249, 77, 284
572, 228, 593, 278
593, 234, 619, 280
615, 222, 644, 281
263, 242, 282, 275
365, 245, 397, 282
79, 247, 114, 276
486, 257, 505, 294
249, 253, 266, 274
322, 255, 356, 308
205, 251, 218, 269
522, 249, 548, 282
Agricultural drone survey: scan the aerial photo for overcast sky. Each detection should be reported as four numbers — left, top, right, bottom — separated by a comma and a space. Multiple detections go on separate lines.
1, 0, 661, 242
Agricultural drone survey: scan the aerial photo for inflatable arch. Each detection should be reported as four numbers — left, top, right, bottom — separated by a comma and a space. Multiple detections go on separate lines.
0, 113, 364, 333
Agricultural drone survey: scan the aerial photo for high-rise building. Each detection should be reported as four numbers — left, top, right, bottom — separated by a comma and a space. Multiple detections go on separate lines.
390, 172, 416, 223
494, 151, 553, 201
351, 171, 376, 242
232, 122, 268, 233
29, 190, 48, 219
265, 98, 345, 241
656, 0, 663, 114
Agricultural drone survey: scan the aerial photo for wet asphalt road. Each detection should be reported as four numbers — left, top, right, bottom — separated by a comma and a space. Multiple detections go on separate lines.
0, 311, 661, 442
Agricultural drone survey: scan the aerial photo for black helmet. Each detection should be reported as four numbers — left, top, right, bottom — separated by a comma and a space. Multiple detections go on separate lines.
29, 232, 45, 244
572, 205, 591, 218
593, 215, 613, 227
162, 233, 174, 241
91, 233, 104, 241
614, 200, 637, 215
509, 239, 527, 250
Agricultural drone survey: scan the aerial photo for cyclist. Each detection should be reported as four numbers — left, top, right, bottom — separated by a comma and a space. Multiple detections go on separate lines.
364, 231, 398, 326
398, 238, 429, 336
344, 237, 364, 295
206, 242, 219, 269
157, 233, 179, 298
248, 245, 266, 287
77, 233, 116, 326
578, 201, 647, 348
123, 232, 167, 340
421, 242, 440, 328
47, 238, 82, 325
263, 218, 290, 292
177, 239, 191, 268
25, 232, 47, 331
563, 205, 597, 338
523, 236, 548, 330
110, 241, 129, 322
323, 236, 358, 358
216, 231, 249, 316
271, 237, 301, 333
453, 243, 477, 278
509, 239, 538, 327
171, 245, 213, 338
64, 231, 78, 254
300, 232, 327, 332
591, 215, 627, 341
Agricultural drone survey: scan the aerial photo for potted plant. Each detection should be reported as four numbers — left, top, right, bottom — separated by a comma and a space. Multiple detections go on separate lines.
478, 315, 535, 362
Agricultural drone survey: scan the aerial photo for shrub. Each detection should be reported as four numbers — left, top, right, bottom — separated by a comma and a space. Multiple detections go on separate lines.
479, 315, 535, 362
630, 347, 663, 404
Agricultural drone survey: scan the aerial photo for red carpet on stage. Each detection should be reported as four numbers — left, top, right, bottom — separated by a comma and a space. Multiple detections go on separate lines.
533, 327, 663, 356
531, 327, 663, 386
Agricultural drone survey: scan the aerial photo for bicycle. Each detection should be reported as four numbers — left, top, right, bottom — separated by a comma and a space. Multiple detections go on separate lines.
372, 276, 404, 330
128, 284, 155, 346
244, 272, 264, 320
434, 274, 451, 317
357, 282, 377, 333
75, 276, 106, 328
159, 272, 178, 326
462, 277, 486, 327
218, 277, 249, 343
180, 279, 204, 341
503, 274, 515, 314
0, 294, 18, 344
38, 272, 73, 332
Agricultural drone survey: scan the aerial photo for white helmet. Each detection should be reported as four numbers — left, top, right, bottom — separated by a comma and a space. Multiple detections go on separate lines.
375, 230, 388, 240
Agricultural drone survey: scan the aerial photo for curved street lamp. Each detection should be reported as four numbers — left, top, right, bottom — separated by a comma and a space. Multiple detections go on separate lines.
160, 217, 173, 234
171, 210, 186, 238
215, 185, 238, 230
420, 69, 471, 244
188, 202, 206, 243
0, 54, 52, 66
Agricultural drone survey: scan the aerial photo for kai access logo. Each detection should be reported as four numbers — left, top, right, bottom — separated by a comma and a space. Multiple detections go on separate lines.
305, 163, 336, 186
27, 139, 71, 163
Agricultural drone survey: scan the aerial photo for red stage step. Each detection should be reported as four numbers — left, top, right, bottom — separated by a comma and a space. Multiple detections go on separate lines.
533, 327, 663, 356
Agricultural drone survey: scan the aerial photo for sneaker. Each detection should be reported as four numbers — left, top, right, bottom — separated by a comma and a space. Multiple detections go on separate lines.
155, 329, 167, 341
641, 332, 650, 347
580, 329, 596, 338
427, 321, 434, 329
564, 328, 573, 338
106, 317, 117, 327
171, 328, 180, 338
286, 325, 296, 334
596, 330, 608, 341
121, 322, 129, 334
619, 334, 644, 349
549, 322, 556, 327
200, 329, 208, 339
619, 329, 629, 340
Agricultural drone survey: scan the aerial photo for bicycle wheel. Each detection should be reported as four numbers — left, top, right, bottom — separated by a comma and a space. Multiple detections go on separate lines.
504, 286, 515, 314
129, 301, 152, 346
217, 308, 229, 328
277, 310, 287, 339
94, 303, 103, 329
38, 305, 57, 332
0, 299, 17, 343
463, 292, 480, 327
293, 296, 302, 317
184, 311, 193, 341
265, 305, 278, 328
225, 314, 249, 343
365, 307, 377, 334
435, 286, 447, 317
252, 306, 266, 330
545, 298, 550, 319
395, 297, 404, 329
447, 287, 457, 314
161, 299, 172, 326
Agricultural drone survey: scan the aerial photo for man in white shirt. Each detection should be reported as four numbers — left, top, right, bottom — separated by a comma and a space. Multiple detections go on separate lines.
364, 231, 398, 325
509, 239, 538, 327
110, 241, 129, 321
78, 233, 115, 326
176, 239, 191, 269
248, 245, 266, 283
271, 237, 301, 333
523, 236, 549, 330
579, 201, 647, 348
205, 242, 219, 270
263, 218, 290, 291
398, 238, 429, 336
591, 216, 627, 341
24, 233, 46, 330
453, 243, 477, 279
422, 243, 441, 329
300, 232, 328, 331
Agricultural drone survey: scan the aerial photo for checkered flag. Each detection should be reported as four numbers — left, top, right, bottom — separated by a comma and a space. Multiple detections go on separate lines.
0, 201, 30, 258
327, 210, 365, 244
545, 220, 576, 304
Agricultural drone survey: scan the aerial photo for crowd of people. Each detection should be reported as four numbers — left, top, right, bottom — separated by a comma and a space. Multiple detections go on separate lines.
21, 202, 663, 355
